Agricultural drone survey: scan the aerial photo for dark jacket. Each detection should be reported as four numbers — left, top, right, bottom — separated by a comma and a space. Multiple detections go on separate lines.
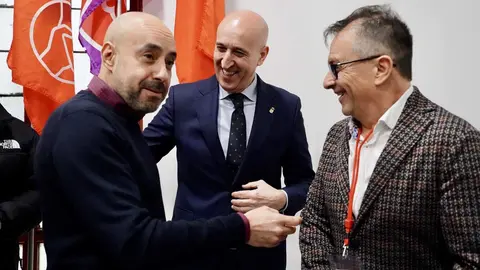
0, 104, 41, 270
143, 75, 315, 270
35, 91, 247, 270
300, 88, 480, 269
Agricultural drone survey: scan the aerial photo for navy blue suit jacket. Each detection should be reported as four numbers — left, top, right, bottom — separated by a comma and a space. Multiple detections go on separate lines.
143, 75, 314, 269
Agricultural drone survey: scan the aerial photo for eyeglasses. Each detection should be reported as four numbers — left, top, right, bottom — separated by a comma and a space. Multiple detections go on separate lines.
329, 54, 396, 79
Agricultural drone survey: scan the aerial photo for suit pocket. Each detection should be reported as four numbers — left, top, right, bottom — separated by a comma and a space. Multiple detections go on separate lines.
172, 206, 195, 221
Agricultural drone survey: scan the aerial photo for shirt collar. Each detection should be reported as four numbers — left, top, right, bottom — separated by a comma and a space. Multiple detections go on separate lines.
88, 76, 144, 121
378, 84, 414, 130
348, 84, 414, 134
88, 76, 125, 106
219, 74, 258, 102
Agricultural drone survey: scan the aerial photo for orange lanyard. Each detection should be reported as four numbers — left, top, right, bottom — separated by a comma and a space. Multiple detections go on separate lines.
343, 127, 374, 257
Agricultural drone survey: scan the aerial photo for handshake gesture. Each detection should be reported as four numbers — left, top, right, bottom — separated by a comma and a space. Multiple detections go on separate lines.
242, 205, 302, 248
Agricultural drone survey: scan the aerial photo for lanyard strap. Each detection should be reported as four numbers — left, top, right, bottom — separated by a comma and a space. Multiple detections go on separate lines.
343, 127, 374, 256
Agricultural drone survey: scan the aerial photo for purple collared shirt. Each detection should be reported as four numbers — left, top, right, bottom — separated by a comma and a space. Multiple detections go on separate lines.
87, 76, 143, 121
88, 76, 125, 108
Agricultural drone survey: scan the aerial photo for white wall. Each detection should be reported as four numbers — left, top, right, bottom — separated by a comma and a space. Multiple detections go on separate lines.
0, 0, 478, 269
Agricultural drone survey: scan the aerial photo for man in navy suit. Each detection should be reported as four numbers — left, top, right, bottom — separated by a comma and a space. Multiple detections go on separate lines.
35, 12, 302, 270
144, 10, 315, 270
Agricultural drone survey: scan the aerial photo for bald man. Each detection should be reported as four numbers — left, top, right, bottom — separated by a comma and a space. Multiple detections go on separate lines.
34, 12, 301, 270
144, 10, 314, 270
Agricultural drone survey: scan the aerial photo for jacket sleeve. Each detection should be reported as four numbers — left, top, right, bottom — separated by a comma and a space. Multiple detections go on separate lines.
143, 86, 177, 162
441, 127, 480, 268
299, 169, 335, 270
0, 126, 41, 239
299, 124, 337, 270
281, 97, 315, 215
51, 111, 246, 269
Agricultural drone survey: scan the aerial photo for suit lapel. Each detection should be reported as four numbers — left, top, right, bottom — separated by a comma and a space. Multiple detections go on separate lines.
233, 76, 277, 185
337, 124, 352, 205
245, 77, 277, 154
355, 87, 435, 226
196, 76, 228, 169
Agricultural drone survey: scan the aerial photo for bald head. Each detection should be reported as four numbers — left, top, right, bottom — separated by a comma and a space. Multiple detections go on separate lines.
213, 10, 269, 93
218, 10, 269, 48
99, 11, 176, 114
104, 12, 173, 48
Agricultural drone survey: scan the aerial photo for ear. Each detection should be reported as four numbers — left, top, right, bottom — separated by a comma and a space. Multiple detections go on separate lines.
257, 46, 269, 66
374, 55, 394, 85
101, 42, 116, 72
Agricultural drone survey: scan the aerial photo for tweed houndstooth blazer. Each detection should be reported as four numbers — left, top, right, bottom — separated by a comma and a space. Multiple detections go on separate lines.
299, 87, 480, 269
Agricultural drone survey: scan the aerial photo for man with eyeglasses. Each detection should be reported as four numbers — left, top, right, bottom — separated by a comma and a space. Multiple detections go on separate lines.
299, 4, 480, 269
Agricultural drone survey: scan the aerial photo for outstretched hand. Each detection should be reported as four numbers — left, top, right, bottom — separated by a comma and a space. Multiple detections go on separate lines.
244, 206, 302, 248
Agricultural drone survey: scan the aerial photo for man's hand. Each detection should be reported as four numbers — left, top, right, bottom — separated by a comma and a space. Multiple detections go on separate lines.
231, 180, 286, 213
244, 206, 301, 248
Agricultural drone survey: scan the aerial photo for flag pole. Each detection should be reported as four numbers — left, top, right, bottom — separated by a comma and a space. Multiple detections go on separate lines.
129, 0, 142, 12
117, 0, 122, 16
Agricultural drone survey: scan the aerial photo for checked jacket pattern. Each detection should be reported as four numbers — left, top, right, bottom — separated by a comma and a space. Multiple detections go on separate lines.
300, 87, 480, 269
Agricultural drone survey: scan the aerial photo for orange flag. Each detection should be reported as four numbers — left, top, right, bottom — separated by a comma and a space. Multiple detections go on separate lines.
174, 0, 225, 83
7, 0, 75, 134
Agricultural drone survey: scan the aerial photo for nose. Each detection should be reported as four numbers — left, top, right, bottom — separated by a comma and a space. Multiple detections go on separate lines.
323, 71, 335, 90
152, 62, 170, 83
221, 52, 234, 69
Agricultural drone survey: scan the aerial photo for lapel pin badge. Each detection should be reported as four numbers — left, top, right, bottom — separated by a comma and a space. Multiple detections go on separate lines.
269, 107, 275, 114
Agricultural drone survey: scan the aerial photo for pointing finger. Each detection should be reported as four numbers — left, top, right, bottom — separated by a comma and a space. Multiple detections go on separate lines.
281, 216, 302, 227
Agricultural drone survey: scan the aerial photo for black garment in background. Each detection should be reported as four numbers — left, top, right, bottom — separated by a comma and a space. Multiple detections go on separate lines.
0, 104, 42, 270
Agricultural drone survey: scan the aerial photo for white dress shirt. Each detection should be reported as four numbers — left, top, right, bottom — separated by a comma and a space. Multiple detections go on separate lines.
217, 76, 289, 211
217, 76, 258, 157
348, 85, 414, 217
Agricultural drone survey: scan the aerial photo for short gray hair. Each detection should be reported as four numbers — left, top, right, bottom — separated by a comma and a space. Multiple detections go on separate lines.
324, 4, 413, 80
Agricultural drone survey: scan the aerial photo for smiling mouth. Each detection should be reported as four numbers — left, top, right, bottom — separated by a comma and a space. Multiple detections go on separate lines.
222, 69, 237, 77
